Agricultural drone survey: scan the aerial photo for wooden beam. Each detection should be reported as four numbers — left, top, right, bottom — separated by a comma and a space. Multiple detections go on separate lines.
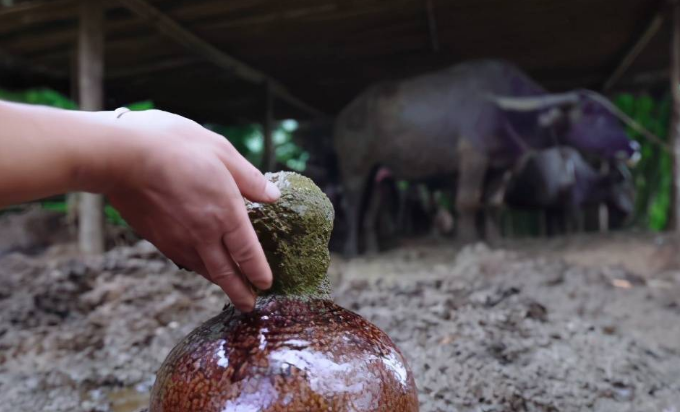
626, 68, 669, 87
424, 0, 439, 52
603, 11, 665, 91
262, 81, 276, 172
0, 47, 67, 78
78, 0, 106, 254
0, 0, 75, 21
671, 1, 680, 231
108, 55, 200, 79
116, 0, 325, 118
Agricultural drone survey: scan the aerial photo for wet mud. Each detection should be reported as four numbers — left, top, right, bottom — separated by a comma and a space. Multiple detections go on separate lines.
1, 234, 679, 411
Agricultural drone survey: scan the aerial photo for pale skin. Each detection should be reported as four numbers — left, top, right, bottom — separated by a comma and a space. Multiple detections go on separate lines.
0, 100, 280, 312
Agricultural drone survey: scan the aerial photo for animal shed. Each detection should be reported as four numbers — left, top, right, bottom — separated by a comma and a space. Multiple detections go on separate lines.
0, 0, 673, 125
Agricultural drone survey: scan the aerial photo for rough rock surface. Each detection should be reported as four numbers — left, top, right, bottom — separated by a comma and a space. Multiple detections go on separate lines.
1, 239, 679, 412
246, 171, 334, 298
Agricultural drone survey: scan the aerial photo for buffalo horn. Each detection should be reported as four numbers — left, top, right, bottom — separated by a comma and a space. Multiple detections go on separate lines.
487, 92, 580, 111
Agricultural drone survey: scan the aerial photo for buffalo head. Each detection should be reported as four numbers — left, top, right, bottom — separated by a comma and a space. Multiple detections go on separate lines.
489, 91, 640, 164
604, 161, 635, 222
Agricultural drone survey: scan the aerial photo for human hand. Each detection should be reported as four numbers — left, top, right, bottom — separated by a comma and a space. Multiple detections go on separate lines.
103, 110, 280, 311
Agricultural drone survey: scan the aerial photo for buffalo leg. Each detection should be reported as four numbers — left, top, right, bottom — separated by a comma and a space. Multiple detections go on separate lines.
397, 187, 409, 235
483, 192, 503, 243
362, 182, 382, 254
455, 141, 488, 242
483, 172, 507, 243
398, 184, 417, 236
538, 210, 547, 237
484, 205, 503, 244
576, 209, 586, 233
546, 209, 566, 236
428, 190, 439, 238
342, 179, 365, 257
504, 210, 514, 238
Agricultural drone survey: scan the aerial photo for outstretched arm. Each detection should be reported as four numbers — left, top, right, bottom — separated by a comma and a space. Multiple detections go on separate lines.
0, 100, 280, 311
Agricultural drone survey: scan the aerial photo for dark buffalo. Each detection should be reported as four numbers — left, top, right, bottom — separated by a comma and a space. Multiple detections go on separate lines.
487, 146, 634, 236
334, 59, 639, 255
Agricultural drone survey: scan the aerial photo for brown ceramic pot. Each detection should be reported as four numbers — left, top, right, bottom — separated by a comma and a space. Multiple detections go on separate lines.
149, 172, 418, 412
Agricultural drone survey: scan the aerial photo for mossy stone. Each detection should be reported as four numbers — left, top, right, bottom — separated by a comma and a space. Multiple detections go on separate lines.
246, 171, 334, 299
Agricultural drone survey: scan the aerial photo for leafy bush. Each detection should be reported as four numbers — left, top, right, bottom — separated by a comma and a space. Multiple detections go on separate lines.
0, 88, 77, 109
205, 119, 309, 172
614, 93, 671, 230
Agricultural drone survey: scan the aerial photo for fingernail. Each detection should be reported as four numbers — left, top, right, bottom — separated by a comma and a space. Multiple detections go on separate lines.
265, 181, 281, 201
251, 272, 272, 290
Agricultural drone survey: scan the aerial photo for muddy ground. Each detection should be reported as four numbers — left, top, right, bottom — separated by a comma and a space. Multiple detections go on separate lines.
1, 219, 679, 411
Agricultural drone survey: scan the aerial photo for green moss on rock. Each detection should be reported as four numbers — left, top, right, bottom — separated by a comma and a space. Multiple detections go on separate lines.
246, 172, 334, 299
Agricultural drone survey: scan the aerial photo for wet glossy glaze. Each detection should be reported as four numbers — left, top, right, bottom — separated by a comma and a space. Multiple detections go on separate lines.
150, 297, 418, 412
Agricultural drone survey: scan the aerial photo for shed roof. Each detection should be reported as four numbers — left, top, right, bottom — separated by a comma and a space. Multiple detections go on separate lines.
0, 0, 672, 123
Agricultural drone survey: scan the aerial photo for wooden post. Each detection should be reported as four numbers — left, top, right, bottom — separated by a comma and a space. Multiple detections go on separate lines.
672, 2, 680, 231
78, 0, 106, 254
262, 81, 276, 172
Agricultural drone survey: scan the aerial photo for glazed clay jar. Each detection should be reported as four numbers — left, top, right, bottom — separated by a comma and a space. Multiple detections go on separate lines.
150, 172, 418, 412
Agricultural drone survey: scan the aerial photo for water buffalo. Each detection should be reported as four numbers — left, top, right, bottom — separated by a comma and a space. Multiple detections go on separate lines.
334, 59, 639, 255
492, 147, 634, 235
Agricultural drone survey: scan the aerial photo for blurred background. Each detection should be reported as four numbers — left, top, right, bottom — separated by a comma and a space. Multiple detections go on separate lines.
1, 1, 680, 411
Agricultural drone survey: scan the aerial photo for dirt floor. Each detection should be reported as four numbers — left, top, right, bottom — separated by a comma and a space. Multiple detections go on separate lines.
1, 221, 679, 411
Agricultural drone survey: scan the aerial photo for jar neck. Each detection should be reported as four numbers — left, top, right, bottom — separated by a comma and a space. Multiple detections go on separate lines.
257, 273, 332, 302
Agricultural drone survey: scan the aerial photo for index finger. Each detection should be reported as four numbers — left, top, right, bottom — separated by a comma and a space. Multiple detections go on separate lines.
209, 131, 280, 203
220, 173, 273, 291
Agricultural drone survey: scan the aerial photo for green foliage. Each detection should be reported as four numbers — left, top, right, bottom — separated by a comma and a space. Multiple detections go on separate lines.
41, 201, 68, 213
205, 123, 263, 166
614, 93, 671, 231
104, 205, 127, 226
0, 87, 77, 109
206, 119, 309, 172
127, 100, 154, 111
276, 120, 309, 172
